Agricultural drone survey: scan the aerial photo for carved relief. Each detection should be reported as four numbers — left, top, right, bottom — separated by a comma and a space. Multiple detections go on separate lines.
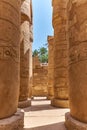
0, 42, 19, 62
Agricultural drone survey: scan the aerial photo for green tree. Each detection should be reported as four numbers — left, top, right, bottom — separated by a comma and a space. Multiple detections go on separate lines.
38, 47, 48, 63
32, 49, 39, 57
33, 46, 48, 63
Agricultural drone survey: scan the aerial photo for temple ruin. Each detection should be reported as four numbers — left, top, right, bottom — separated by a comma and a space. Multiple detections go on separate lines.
0, 0, 87, 130
32, 56, 48, 97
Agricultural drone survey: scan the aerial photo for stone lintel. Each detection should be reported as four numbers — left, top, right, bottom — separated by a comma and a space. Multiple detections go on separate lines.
18, 98, 31, 108
0, 109, 24, 130
51, 98, 69, 108
65, 112, 87, 130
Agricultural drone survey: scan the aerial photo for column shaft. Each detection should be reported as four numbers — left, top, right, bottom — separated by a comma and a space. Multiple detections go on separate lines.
0, 0, 20, 119
19, 0, 33, 108
52, 0, 69, 108
48, 36, 54, 100
65, 1, 87, 129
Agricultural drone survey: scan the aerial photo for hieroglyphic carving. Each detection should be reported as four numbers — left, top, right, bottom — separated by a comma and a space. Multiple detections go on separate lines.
69, 43, 87, 64
0, 45, 19, 62
65, 0, 87, 125
0, 0, 20, 119
68, 2, 87, 65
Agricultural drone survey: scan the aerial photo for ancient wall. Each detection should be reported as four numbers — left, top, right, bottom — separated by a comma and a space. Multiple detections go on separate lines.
19, 0, 33, 108
32, 56, 48, 97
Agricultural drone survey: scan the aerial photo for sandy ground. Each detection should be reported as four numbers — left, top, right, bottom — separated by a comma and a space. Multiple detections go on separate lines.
23, 97, 69, 130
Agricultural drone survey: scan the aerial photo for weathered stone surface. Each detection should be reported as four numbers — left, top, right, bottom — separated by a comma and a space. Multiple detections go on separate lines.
20, 21, 31, 101
47, 36, 54, 100
18, 99, 31, 108
0, 109, 24, 130
67, 0, 87, 123
0, 0, 21, 119
52, 0, 69, 108
65, 0, 87, 129
65, 113, 87, 130
19, 0, 33, 106
32, 56, 48, 96
21, 0, 32, 23
33, 56, 40, 69
52, 98, 69, 108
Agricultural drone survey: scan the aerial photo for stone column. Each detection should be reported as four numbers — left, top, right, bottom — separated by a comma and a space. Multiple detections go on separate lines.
51, 0, 69, 108
29, 25, 33, 98
47, 36, 54, 100
65, 0, 87, 129
18, 0, 33, 108
0, 0, 24, 129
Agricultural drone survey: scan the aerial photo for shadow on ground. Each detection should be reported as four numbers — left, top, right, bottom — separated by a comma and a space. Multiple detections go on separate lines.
23, 122, 66, 130
23, 104, 59, 112
22, 97, 69, 130
31, 99, 48, 101
23, 97, 60, 112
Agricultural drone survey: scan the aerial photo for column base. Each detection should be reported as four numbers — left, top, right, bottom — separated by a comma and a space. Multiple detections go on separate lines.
65, 112, 87, 130
18, 98, 31, 108
51, 98, 69, 108
0, 109, 24, 130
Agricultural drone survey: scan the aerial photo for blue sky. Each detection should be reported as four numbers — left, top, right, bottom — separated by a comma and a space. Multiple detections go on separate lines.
32, 0, 53, 50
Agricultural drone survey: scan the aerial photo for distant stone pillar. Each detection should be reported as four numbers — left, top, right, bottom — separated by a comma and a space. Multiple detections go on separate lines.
18, 0, 33, 108
29, 25, 33, 98
52, 0, 69, 108
47, 36, 54, 100
0, 0, 24, 129
65, 0, 87, 129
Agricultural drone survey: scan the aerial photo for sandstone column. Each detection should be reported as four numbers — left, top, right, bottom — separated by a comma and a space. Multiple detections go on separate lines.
0, 0, 24, 129
65, 0, 87, 129
29, 25, 33, 98
18, 0, 33, 108
51, 0, 69, 108
47, 36, 54, 100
